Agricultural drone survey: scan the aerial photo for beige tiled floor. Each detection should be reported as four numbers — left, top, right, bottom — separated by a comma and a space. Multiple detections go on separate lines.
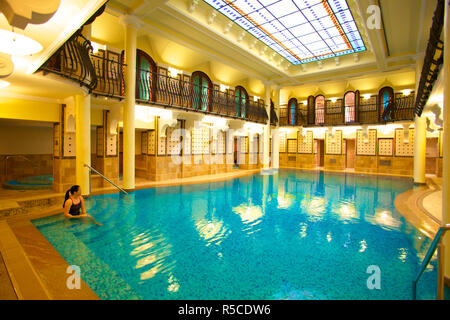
0, 250, 17, 300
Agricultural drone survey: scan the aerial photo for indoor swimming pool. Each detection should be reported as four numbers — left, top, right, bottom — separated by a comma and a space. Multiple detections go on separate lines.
32, 170, 437, 300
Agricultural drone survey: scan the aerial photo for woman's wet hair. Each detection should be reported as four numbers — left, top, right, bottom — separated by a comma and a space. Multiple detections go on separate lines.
63, 185, 80, 207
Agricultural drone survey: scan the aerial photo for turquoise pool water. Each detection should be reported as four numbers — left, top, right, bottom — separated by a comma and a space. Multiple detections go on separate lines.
32, 170, 437, 300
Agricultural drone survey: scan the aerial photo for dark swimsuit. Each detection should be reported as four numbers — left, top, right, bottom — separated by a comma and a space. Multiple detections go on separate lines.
69, 198, 82, 216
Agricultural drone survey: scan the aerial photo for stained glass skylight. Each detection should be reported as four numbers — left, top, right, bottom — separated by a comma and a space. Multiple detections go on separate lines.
203, 0, 366, 65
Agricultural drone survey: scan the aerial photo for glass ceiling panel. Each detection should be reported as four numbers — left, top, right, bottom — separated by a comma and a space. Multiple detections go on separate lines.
203, 0, 366, 65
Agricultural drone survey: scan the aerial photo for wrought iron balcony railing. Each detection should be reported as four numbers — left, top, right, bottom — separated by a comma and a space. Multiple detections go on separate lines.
136, 69, 268, 124
40, 32, 126, 99
279, 94, 415, 127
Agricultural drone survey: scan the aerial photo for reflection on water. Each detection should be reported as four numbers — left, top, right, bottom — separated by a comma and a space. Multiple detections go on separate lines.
233, 204, 263, 224
32, 170, 438, 300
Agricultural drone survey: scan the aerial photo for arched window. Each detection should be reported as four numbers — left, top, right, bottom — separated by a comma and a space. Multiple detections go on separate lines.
315, 95, 325, 125
136, 49, 157, 101
192, 71, 212, 111
235, 86, 248, 118
344, 91, 356, 123
307, 95, 315, 125
288, 98, 297, 125
379, 86, 394, 121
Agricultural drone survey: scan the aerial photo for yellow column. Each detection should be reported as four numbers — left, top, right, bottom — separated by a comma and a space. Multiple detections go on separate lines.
272, 85, 280, 169
443, 0, 450, 281
120, 15, 140, 191
263, 82, 271, 169
75, 94, 91, 196
413, 116, 426, 184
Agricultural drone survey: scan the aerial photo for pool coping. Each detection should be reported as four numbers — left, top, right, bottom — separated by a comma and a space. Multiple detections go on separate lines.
393, 178, 441, 240
0, 168, 442, 300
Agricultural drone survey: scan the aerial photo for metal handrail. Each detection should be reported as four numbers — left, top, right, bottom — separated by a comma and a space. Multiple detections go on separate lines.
5, 155, 41, 179
413, 224, 450, 300
84, 164, 128, 195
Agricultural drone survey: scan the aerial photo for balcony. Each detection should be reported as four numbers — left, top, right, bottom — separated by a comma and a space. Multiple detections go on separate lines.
136, 69, 268, 124
40, 34, 268, 124
40, 32, 126, 99
279, 93, 415, 127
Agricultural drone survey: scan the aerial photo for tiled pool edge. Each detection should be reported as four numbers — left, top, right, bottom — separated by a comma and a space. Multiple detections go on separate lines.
0, 220, 51, 299
394, 179, 440, 240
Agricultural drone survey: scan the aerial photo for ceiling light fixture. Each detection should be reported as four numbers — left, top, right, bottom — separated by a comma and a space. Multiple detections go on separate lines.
402, 89, 412, 96
0, 80, 10, 88
0, 29, 43, 56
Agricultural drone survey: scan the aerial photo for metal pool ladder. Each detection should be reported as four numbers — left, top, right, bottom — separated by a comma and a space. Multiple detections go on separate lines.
413, 224, 450, 300
84, 164, 128, 195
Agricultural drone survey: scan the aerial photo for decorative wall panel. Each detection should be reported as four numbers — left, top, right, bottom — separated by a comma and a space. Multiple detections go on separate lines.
356, 129, 377, 156
53, 123, 61, 157
217, 131, 226, 154
97, 127, 104, 157
378, 138, 393, 156
62, 105, 75, 157
148, 130, 156, 155
298, 131, 313, 154
325, 130, 342, 155
141, 131, 148, 155
287, 139, 297, 153
192, 126, 210, 155
167, 122, 181, 155
395, 128, 414, 157
279, 134, 286, 153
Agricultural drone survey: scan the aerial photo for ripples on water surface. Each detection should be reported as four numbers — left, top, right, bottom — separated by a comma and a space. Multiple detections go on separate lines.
33, 170, 437, 300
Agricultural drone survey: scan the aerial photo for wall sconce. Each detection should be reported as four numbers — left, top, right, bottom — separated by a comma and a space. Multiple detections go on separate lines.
403, 124, 411, 143
91, 41, 106, 54
361, 125, 369, 144
168, 67, 182, 78
363, 94, 371, 100
253, 96, 259, 102
298, 126, 307, 139
219, 84, 229, 92
0, 80, 10, 88
402, 89, 412, 96
330, 97, 337, 103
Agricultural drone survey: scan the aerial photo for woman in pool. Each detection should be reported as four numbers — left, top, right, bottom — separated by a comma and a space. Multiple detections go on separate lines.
63, 185, 102, 226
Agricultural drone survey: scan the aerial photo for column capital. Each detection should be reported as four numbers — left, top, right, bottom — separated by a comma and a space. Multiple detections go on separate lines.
119, 14, 142, 30
271, 83, 281, 91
